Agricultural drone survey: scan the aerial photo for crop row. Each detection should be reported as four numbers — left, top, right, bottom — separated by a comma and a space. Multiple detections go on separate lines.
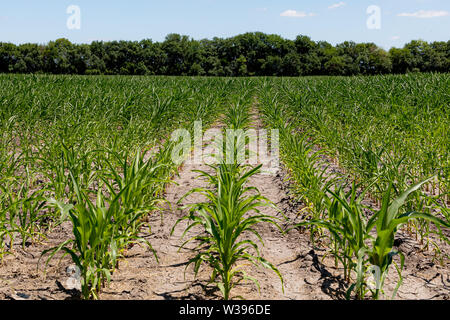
0, 74, 253, 298
257, 74, 449, 299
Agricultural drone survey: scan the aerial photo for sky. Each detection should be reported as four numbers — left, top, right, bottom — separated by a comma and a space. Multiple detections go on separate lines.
0, 0, 449, 49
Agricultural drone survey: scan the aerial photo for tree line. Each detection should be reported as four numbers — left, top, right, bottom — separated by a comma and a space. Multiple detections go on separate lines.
1, 32, 449, 76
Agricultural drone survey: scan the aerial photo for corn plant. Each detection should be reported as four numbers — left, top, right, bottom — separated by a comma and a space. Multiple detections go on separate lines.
295, 177, 449, 299
8, 182, 48, 248
358, 178, 450, 300
260, 74, 449, 205
41, 143, 177, 299
0, 162, 48, 252
0, 143, 22, 259
173, 162, 283, 300
258, 74, 449, 273
280, 129, 331, 219
0, 193, 12, 261
100, 147, 174, 251
36, 140, 97, 202
432, 196, 450, 239
42, 173, 122, 299
224, 102, 251, 130
293, 182, 371, 289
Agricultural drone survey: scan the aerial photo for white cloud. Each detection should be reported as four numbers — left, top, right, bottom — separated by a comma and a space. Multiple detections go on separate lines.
328, 2, 346, 10
280, 10, 316, 18
397, 10, 449, 18
391, 36, 400, 40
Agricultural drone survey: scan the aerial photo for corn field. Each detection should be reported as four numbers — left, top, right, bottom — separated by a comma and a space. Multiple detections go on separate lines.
0, 73, 448, 300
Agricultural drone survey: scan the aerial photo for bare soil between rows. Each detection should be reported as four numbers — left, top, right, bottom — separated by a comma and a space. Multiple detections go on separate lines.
0, 115, 449, 300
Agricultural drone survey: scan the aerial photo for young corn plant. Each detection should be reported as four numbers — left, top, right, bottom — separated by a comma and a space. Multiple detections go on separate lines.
294, 177, 449, 299
103, 150, 162, 210
281, 129, 331, 220
0, 163, 49, 251
0, 145, 23, 260
172, 162, 284, 300
358, 178, 450, 300
0, 189, 12, 261
37, 140, 96, 202
431, 197, 450, 244
8, 180, 48, 248
100, 148, 173, 253
42, 173, 122, 299
41, 142, 177, 298
224, 102, 251, 130
293, 182, 372, 293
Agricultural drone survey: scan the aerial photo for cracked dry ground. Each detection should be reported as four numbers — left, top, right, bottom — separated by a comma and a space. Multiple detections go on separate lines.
0, 118, 449, 300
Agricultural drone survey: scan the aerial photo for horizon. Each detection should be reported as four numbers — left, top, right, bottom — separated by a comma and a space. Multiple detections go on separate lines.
1, 1, 449, 50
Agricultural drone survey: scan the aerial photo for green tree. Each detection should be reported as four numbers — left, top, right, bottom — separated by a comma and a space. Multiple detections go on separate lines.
43, 38, 75, 74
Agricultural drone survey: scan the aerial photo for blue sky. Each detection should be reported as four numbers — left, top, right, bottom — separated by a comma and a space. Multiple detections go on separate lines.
1, 0, 449, 49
